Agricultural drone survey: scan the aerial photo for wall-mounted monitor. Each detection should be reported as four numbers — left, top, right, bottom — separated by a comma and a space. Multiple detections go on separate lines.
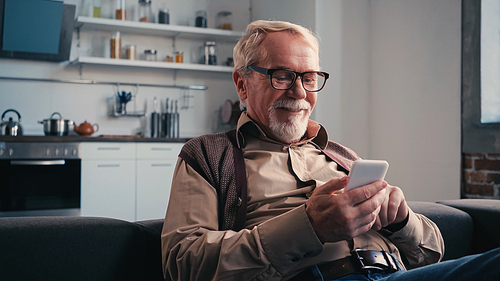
0, 0, 75, 62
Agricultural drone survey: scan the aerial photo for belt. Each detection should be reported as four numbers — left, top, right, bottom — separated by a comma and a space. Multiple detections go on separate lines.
289, 250, 400, 281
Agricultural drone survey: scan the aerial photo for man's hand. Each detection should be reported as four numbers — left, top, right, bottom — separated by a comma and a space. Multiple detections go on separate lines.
305, 177, 387, 243
371, 184, 409, 231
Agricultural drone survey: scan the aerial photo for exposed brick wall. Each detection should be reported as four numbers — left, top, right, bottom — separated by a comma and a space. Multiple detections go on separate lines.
462, 153, 500, 199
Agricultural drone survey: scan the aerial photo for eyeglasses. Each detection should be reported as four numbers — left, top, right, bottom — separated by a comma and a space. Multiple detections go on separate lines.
247, 66, 329, 92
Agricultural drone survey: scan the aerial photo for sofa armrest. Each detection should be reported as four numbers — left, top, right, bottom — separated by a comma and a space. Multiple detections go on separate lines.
438, 199, 500, 255
408, 201, 473, 261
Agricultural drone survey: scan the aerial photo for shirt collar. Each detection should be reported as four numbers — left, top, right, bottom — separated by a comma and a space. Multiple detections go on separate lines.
235, 112, 329, 149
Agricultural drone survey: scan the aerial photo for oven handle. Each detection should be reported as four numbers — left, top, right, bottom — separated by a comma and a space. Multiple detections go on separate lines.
10, 160, 66, 166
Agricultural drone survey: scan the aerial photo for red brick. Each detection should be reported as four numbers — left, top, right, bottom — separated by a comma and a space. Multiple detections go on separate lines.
463, 158, 473, 169
469, 171, 485, 183
464, 183, 494, 196
467, 153, 486, 159
486, 173, 500, 184
487, 153, 500, 159
475, 159, 500, 171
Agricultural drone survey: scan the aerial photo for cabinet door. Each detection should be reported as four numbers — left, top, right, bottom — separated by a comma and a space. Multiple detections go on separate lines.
136, 159, 176, 221
81, 160, 136, 221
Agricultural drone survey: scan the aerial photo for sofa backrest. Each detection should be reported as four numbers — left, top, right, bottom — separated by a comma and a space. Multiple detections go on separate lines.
0, 216, 164, 281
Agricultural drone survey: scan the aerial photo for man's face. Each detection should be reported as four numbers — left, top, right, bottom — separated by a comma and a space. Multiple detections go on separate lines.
235, 31, 319, 144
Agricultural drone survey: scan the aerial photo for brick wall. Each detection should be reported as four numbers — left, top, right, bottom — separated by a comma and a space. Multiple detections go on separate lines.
462, 153, 500, 199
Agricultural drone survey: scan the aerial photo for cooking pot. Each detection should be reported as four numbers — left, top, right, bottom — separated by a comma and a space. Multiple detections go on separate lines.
0, 109, 23, 136
38, 112, 74, 136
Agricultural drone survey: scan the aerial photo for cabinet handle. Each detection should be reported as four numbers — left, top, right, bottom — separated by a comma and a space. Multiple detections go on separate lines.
151, 163, 172, 167
97, 164, 120, 168
150, 147, 172, 151
11, 160, 65, 166
97, 147, 120, 151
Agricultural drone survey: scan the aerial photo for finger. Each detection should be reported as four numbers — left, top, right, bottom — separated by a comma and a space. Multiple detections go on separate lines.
315, 176, 349, 195
379, 193, 389, 227
349, 181, 387, 205
387, 187, 403, 225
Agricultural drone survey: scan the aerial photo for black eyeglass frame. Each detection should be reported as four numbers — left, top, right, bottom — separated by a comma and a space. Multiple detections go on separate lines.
247, 66, 330, 92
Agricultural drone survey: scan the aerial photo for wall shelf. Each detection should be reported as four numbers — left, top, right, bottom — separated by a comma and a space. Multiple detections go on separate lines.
71, 56, 234, 73
75, 16, 243, 43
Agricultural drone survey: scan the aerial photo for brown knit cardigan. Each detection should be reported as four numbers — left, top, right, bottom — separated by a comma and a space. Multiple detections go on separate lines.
178, 130, 359, 232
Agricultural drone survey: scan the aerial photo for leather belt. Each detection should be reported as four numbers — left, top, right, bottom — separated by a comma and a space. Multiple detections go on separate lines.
289, 250, 400, 281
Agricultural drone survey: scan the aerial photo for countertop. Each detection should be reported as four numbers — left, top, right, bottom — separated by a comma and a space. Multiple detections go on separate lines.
0, 135, 190, 143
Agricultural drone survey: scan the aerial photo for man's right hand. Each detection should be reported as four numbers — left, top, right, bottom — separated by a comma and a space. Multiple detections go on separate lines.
305, 177, 387, 243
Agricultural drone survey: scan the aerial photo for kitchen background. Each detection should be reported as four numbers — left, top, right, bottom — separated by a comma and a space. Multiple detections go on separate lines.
0, 0, 462, 202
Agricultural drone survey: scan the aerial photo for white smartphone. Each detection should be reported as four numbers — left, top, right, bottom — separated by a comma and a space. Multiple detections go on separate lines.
345, 159, 389, 191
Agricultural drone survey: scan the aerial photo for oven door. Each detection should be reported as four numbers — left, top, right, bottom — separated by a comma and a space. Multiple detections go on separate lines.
0, 159, 81, 216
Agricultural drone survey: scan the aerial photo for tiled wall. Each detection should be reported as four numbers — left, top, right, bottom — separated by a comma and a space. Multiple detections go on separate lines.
462, 153, 500, 198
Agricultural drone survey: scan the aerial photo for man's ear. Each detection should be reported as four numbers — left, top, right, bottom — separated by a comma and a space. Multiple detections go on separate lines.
233, 71, 248, 101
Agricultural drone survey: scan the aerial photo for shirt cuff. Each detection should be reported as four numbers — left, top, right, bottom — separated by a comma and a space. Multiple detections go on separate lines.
257, 205, 324, 275
386, 209, 423, 248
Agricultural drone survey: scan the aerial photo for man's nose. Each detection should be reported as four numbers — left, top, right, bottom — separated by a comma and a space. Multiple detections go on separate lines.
286, 76, 307, 99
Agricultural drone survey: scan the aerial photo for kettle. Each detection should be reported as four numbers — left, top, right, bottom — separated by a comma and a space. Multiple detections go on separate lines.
0, 109, 23, 136
74, 120, 99, 136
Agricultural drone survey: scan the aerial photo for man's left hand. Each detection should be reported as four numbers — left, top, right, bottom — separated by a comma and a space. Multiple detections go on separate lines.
371, 184, 409, 231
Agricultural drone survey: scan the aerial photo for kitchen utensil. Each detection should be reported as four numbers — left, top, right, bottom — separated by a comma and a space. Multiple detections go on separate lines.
117, 91, 132, 114
38, 112, 74, 136
175, 100, 179, 138
0, 109, 23, 136
150, 97, 161, 138
74, 121, 99, 136
162, 98, 170, 138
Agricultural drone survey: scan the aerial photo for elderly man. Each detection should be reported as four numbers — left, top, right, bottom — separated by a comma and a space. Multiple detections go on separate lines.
161, 20, 499, 281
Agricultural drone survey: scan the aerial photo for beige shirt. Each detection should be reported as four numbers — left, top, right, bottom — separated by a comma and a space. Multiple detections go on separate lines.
161, 113, 444, 281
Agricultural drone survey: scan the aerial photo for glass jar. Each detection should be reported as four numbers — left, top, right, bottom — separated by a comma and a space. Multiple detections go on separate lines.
175, 51, 184, 63
195, 10, 207, 27
144, 49, 157, 61
203, 41, 217, 65
93, 0, 101, 18
165, 55, 174, 62
115, 0, 126, 20
126, 45, 136, 60
158, 9, 169, 24
138, 0, 154, 23
216, 11, 232, 30
110, 32, 121, 59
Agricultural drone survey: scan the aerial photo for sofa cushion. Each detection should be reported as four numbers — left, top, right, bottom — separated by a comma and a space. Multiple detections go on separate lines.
408, 201, 473, 261
438, 199, 500, 255
0, 216, 163, 281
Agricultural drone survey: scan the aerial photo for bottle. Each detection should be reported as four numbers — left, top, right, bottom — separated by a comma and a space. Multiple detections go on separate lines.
115, 0, 126, 20
110, 32, 121, 59
138, 0, 154, 23
195, 10, 207, 27
93, 0, 101, 18
126, 45, 136, 60
203, 41, 217, 65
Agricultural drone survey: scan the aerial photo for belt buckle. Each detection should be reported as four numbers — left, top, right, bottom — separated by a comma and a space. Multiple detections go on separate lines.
350, 250, 399, 273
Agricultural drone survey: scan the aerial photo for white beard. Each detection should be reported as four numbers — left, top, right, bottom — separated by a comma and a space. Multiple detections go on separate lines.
268, 99, 311, 143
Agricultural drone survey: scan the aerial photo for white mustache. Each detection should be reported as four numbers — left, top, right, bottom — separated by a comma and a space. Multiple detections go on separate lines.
271, 99, 311, 111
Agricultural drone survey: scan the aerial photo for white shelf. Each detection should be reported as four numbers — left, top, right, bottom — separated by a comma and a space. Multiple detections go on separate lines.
75, 16, 243, 42
72, 56, 234, 73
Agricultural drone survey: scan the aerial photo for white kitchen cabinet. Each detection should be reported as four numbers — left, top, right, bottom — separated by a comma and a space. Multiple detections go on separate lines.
136, 143, 183, 221
80, 143, 136, 221
80, 142, 183, 222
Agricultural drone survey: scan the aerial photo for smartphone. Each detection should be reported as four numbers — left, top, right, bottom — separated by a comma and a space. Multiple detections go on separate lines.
344, 159, 389, 191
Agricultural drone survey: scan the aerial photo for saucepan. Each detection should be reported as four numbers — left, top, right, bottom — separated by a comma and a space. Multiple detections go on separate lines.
38, 112, 74, 136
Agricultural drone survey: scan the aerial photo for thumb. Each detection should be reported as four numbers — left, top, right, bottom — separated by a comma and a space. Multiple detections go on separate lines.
315, 176, 349, 195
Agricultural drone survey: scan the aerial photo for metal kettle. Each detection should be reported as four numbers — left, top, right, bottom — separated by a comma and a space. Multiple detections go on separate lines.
0, 109, 23, 136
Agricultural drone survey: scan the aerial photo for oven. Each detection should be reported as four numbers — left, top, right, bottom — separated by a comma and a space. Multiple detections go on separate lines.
0, 142, 81, 217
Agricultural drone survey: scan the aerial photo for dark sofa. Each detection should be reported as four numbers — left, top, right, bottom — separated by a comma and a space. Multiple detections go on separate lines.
1, 199, 499, 281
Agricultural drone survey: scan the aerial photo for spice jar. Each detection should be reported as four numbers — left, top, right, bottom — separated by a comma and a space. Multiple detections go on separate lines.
110, 32, 121, 59
216, 11, 232, 30
175, 51, 184, 63
195, 10, 207, 27
115, 0, 126, 20
138, 0, 154, 22
158, 9, 169, 24
126, 45, 136, 60
164, 55, 174, 62
93, 0, 101, 18
144, 49, 157, 61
